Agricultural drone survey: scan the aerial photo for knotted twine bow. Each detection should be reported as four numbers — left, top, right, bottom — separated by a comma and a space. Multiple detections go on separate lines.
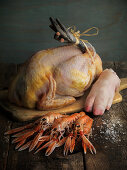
68, 26, 99, 60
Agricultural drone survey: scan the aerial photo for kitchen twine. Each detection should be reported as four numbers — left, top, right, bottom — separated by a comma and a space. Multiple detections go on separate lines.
67, 26, 99, 62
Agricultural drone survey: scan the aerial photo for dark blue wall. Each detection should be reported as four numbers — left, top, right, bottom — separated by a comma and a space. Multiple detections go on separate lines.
0, 0, 127, 63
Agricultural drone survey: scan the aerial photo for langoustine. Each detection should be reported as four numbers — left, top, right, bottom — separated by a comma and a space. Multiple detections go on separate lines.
5, 112, 96, 156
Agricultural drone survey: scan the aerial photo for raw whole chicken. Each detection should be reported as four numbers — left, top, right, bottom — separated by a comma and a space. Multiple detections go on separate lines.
8, 45, 120, 115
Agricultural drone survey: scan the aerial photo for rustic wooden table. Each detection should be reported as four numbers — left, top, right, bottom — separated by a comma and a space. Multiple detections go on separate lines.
0, 62, 127, 170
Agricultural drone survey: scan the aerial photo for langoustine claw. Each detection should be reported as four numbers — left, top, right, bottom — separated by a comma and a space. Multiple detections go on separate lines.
35, 112, 85, 156
75, 115, 96, 154
5, 112, 65, 151
5, 112, 95, 156
64, 113, 96, 155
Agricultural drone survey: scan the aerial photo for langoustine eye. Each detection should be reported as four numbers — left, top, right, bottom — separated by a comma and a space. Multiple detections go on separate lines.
53, 128, 57, 131
76, 124, 80, 128
42, 118, 46, 121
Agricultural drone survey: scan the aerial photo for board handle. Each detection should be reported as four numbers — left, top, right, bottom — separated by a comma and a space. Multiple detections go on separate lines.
113, 78, 127, 104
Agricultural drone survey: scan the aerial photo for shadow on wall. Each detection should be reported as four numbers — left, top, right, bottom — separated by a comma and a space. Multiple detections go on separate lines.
0, 0, 127, 63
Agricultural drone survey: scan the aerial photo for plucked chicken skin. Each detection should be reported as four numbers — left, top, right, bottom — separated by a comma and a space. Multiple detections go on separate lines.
8, 45, 120, 115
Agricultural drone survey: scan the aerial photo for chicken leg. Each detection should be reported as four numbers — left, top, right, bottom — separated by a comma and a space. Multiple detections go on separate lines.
37, 75, 76, 110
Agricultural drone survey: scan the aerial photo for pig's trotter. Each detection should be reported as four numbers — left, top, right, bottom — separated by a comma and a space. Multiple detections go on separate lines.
84, 69, 121, 115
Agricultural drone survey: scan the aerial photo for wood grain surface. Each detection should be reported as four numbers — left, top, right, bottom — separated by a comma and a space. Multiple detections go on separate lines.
0, 62, 127, 170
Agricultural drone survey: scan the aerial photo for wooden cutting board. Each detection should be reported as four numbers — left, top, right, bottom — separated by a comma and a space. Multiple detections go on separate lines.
0, 78, 127, 121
